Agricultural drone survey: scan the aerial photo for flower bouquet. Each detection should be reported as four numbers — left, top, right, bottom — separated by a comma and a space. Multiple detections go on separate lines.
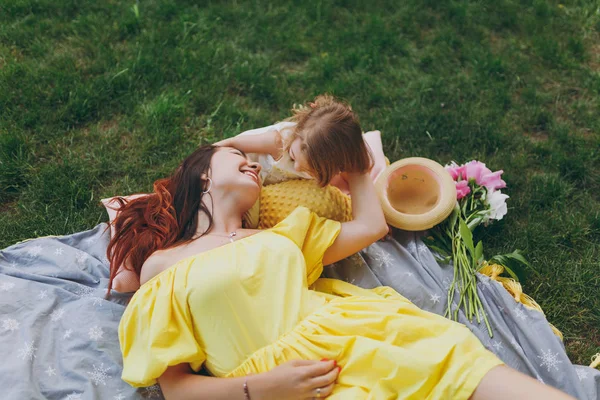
423, 161, 531, 337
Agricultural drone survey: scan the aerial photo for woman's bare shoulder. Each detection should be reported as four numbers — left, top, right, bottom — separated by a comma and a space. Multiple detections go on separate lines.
139, 249, 171, 285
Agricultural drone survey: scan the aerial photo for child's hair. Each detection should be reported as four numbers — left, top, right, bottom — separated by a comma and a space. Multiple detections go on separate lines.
285, 94, 373, 186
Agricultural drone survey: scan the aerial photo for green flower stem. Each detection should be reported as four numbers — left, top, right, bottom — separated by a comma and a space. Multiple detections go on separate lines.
445, 249, 458, 319
473, 289, 478, 322
474, 289, 493, 337
458, 250, 474, 318
472, 284, 480, 323
456, 262, 466, 320
460, 254, 472, 318
448, 234, 460, 319
443, 211, 494, 337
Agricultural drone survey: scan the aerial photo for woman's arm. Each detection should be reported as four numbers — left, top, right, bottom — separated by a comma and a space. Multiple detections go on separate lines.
323, 172, 388, 265
159, 364, 248, 400
158, 360, 340, 400
329, 130, 387, 194
363, 130, 387, 181
215, 128, 282, 159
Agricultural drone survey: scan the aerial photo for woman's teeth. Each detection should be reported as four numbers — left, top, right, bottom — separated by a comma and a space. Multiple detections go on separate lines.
243, 171, 258, 183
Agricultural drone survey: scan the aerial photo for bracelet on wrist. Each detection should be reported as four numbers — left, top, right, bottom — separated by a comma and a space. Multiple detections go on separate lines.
243, 377, 251, 400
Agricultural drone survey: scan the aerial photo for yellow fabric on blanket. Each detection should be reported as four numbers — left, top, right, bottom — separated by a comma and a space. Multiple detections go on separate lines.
119, 207, 502, 398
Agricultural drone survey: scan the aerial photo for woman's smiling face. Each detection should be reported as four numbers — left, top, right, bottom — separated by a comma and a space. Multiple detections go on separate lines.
209, 146, 262, 204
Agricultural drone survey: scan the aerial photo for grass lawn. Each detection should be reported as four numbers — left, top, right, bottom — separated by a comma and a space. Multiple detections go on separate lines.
1, 0, 598, 364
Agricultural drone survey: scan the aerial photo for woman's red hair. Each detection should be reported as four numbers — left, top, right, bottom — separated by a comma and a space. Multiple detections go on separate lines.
105, 145, 217, 297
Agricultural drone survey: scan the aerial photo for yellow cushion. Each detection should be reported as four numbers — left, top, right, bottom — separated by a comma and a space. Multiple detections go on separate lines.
258, 179, 352, 229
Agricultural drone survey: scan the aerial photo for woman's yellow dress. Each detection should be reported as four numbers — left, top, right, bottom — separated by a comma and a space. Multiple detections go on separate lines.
119, 207, 502, 399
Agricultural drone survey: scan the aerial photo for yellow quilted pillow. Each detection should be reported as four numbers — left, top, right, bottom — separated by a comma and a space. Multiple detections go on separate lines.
258, 179, 352, 229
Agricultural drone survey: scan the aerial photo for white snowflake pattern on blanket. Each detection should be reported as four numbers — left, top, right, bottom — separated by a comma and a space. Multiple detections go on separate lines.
50, 308, 66, 322
27, 245, 43, 257
513, 306, 527, 321
0, 281, 16, 291
371, 248, 394, 267
87, 363, 110, 386
18, 340, 37, 361
2, 318, 20, 332
538, 348, 563, 372
576, 368, 589, 381
491, 340, 504, 352
88, 326, 104, 341
75, 252, 88, 268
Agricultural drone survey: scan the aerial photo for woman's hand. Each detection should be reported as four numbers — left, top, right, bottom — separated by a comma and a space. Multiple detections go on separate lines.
329, 173, 350, 195
248, 359, 340, 400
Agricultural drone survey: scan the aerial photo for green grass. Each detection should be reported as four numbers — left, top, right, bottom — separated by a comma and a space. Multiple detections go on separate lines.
1, 0, 598, 364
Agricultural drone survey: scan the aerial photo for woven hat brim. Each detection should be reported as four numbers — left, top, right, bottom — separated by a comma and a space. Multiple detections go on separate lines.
375, 157, 457, 231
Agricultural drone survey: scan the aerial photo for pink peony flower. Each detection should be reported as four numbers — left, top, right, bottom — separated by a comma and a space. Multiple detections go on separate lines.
478, 170, 506, 192
463, 161, 490, 182
455, 180, 471, 199
463, 161, 506, 192
445, 161, 466, 181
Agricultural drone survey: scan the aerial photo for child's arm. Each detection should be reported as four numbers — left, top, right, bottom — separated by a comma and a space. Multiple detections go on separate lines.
215, 128, 282, 159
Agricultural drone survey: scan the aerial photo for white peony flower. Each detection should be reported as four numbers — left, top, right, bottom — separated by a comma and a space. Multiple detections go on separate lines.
485, 190, 509, 221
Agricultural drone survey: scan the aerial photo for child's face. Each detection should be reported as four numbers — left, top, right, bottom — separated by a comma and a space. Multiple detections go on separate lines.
288, 137, 313, 175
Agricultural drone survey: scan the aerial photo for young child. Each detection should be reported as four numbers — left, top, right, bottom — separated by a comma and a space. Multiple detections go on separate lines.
216, 94, 387, 192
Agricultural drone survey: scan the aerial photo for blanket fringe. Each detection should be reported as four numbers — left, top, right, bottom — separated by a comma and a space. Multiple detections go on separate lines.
478, 263, 563, 341
591, 353, 600, 369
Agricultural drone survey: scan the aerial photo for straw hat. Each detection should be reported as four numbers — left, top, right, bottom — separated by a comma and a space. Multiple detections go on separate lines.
375, 157, 457, 231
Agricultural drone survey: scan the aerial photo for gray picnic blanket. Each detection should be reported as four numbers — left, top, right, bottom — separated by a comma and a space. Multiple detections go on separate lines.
1, 224, 597, 399
0, 224, 161, 400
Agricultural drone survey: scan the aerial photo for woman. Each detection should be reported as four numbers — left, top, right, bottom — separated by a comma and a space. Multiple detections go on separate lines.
110, 145, 573, 399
